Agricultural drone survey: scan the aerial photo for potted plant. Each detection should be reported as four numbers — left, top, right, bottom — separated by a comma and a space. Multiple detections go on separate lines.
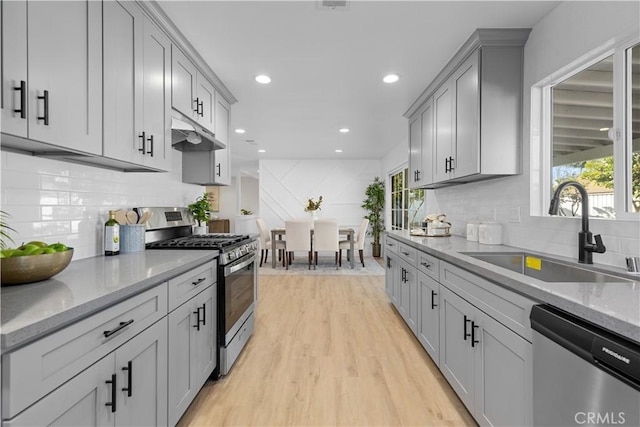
304, 196, 323, 219
361, 177, 385, 257
188, 192, 212, 234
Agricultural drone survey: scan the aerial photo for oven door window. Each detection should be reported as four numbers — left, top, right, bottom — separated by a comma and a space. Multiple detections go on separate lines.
225, 257, 255, 335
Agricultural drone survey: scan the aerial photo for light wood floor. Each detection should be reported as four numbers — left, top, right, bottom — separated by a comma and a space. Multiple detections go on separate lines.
178, 273, 476, 426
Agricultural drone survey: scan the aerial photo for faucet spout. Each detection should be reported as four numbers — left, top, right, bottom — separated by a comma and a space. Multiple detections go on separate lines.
549, 181, 606, 264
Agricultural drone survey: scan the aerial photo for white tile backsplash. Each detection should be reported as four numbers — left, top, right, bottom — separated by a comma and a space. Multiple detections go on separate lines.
0, 150, 205, 260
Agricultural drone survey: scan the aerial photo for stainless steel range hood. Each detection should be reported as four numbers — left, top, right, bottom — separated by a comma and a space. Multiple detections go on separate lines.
171, 114, 226, 152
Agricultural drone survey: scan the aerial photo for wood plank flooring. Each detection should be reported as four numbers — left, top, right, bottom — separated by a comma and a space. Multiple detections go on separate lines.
178, 273, 476, 426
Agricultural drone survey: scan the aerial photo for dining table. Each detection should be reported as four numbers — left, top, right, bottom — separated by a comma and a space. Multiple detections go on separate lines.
271, 227, 355, 269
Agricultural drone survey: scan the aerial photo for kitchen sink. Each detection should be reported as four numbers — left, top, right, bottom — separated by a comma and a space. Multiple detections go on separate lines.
461, 252, 635, 283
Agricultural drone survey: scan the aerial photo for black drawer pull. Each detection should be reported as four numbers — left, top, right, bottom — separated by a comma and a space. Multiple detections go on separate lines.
138, 132, 146, 153
192, 277, 206, 286
431, 290, 438, 309
37, 90, 49, 125
216, 163, 221, 177
386, 243, 394, 247
200, 303, 206, 326
103, 319, 134, 338
420, 262, 431, 268
463, 315, 471, 341
14, 80, 26, 118
105, 374, 117, 413
471, 321, 480, 347
401, 251, 410, 256
146, 134, 154, 157
193, 307, 201, 331
194, 97, 200, 114
122, 360, 132, 397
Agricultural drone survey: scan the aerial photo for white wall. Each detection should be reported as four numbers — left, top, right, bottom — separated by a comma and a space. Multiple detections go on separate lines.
240, 176, 259, 215
404, 1, 639, 269
259, 159, 382, 254
0, 150, 206, 260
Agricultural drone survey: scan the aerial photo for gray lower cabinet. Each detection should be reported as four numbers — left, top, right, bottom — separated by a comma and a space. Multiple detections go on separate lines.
3, 319, 168, 426
168, 284, 217, 426
385, 252, 400, 307
398, 258, 418, 334
439, 284, 532, 427
417, 270, 440, 364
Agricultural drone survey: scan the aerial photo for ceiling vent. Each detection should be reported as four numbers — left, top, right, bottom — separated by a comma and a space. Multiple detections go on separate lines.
318, 0, 348, 11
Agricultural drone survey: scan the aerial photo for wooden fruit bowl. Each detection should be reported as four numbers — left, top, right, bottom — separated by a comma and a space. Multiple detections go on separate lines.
1, 249, 74, 285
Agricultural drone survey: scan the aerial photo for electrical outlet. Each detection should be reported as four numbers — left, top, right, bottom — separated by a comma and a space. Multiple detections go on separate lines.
508, 207, 521, 223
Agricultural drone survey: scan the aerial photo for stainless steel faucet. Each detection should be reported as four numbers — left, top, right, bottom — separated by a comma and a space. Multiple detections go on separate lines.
549, 181, 606, 264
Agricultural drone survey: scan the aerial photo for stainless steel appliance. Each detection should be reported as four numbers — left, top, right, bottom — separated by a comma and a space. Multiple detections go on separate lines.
137, 207, 258, 377
531, 305, 640, 427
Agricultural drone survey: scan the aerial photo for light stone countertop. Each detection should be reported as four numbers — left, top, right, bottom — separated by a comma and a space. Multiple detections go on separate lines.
386, 231, 640, 344
1, 250, 218, 353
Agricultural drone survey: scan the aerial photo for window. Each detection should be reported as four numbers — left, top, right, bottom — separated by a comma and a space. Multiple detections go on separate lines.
536, 34, 639, 219
390, 168, 425, 230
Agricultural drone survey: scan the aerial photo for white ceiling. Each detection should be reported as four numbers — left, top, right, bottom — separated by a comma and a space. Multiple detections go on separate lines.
158, 0, 560, 176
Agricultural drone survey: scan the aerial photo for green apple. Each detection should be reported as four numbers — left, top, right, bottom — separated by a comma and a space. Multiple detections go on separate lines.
41, 247, 56, 254
0, 249, 15, 258
18, 244, 41, 255
25, 241, 48, 248
48, 243, 68, 252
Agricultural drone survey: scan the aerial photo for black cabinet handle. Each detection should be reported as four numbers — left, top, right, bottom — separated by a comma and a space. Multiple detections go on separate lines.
463, 315, 472, 341
201, 303, 206, 326
401, 268, 406, 283
146, 134, 154, 157
386, 257, 391, 269
194, 97, 200, 114
416, 170, 421, 181
420, 262, 431, 269
449, 156, 455, 171
138, 132, 146, 153
431, 290, 438, 309
193, 307, 201, 331
471, 321, 480, 347
192, 277, 206, 286
14, 80, 26, 118
37, 90, 49, 125
401, 251, 410, 256
105, 374, 117, 413
103, 319, 134, 338
198, 100, 204, 117
445, 158, 449, 173
122, 360, 132, 397
216, 163, 221, 177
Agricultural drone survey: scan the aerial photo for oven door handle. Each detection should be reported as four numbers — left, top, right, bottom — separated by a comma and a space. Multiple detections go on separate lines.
225, 253, 256, 276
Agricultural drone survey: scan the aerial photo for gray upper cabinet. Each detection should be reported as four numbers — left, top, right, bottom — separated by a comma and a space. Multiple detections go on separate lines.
408, 113, 423, 188
214, 92, 231, 185
103, 1, 171, 172
409, 98, 434, 188
1, 0, 102, 154
405, 29, 530, 188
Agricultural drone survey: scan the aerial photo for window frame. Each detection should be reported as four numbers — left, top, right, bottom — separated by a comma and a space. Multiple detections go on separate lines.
531, 29, 639, 221
389, 167, 425, 230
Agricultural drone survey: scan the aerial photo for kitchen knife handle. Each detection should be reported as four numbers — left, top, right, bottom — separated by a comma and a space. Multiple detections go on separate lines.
138, 132, 146, 153
37, 90, 49, 125
105, 374, 117, 413
146, 134, 154, 157
14, 80, 26, 118
122, 360, 132, 397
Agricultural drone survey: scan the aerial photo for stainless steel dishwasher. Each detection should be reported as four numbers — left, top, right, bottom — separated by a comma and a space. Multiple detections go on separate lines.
531, 305, 640, 427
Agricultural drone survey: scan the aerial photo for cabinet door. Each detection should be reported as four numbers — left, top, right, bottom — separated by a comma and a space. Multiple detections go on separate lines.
213, 93, 231, 185
439, 285, 474, 411
433, 82, 453, 183
141, 16, 171, 171
399, 259, 418, 334
452, 51, 480, 179
1, 0, 28, 137
193, 285, 217, 387
420, 99, 434, 186
115, 319, 168, 427
417, 270, 439, 364
102, 0, 143, 165
384, 254, 394, 299
3, 355, 114, 427
171, 45, 197, 120
196, 75, 216, 134
27, 0, 102, 154
473, 310, 532, 427
408, 113, 422, 189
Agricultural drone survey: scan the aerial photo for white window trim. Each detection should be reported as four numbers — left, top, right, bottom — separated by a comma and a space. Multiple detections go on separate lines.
530, 29, 640, 221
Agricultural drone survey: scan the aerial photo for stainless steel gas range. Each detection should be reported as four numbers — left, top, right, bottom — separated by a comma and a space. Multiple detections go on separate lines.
136, 207, 258, 377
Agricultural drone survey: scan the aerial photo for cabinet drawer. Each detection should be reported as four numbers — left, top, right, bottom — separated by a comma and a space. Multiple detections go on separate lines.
417, 251, 439, 280
384, 236, 399, 254
168, 260, 216, 311
1, 284, 168, 418
398, 243, 417, 264
439, 261, 535, 341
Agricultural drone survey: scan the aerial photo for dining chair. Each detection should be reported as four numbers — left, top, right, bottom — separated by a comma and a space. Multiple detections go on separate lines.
312, 218, 339, 269
284, 219, 313, 269
256, 218, 285, 267
339, 218, 369, 267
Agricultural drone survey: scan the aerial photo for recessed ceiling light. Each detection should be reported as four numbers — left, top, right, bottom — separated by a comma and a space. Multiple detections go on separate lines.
258, 149, 266, 153
383, 74, 400, 83
335, 149, 343, 153
599, 127, 610, 131
339, 128, 349, 133
255, 74, 271, 84
235, 128, 246, 134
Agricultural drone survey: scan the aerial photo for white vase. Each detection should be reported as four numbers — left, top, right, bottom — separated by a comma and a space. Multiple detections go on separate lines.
309, 210, 318, 220
193, 225, 208, 235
